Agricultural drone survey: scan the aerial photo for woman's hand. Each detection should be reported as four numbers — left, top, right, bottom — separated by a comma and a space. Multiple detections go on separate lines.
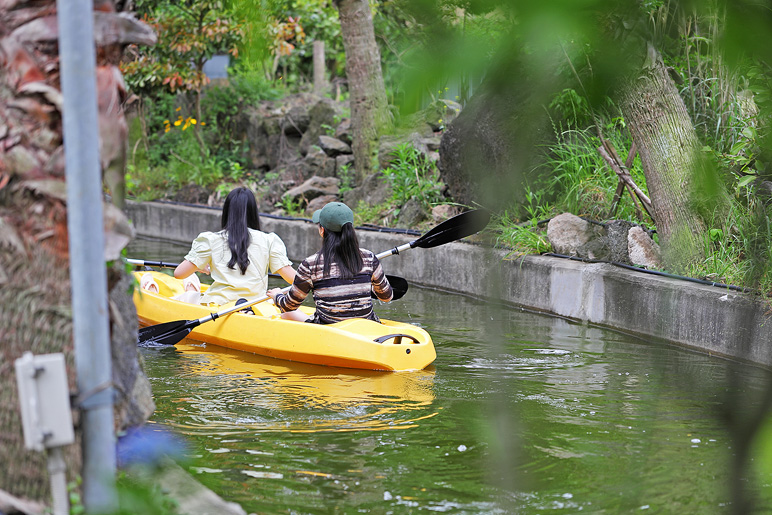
267, 288, 282, 300
199, 264, 211, 275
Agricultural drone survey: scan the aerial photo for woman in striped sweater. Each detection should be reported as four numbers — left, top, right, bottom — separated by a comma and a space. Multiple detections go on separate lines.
267, 202, 393, 323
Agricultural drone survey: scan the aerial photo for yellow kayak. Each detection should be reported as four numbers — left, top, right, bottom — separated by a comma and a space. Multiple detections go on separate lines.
133, 271, 436, 372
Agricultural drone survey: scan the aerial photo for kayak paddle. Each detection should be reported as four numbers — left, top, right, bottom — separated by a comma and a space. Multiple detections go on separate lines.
136, 209, 488, 346
131, 209, 489, 269
376, 209, 490, 259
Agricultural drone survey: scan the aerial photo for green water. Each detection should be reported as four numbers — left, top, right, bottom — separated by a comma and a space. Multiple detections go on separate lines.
131, 238, 772, 513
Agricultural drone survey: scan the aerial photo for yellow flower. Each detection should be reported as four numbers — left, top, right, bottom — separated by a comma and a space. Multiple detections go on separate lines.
175, 107, 181, 111
190, 119, 197, 125
174, 120, 182, 126
200, 122, 206, 126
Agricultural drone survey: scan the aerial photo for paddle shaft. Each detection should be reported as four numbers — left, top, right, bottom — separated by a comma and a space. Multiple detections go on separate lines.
190, 286, 291, 326
376, 242, 414, 260
127, 258, 180, 269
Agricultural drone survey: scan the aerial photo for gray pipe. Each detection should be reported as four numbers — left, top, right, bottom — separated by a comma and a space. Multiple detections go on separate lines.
56, 0, 117, 511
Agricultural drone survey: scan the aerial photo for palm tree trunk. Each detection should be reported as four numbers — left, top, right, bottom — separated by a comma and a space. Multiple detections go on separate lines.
0, 0, 156, 502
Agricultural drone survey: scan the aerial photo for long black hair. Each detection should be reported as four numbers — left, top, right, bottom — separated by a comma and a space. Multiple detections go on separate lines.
221, 187, 260, 274
319, 222, 363, 278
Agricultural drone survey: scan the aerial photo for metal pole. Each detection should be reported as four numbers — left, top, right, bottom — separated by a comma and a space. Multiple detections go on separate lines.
47, 447, 70, 515
56, 0, 117, 511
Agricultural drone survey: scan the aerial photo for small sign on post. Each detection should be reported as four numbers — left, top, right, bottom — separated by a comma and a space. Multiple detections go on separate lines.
15, 352, 75, 515
15, 352, 75, 451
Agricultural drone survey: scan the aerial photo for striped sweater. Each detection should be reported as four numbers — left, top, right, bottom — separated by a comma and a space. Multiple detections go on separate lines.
274, 249, 393, 324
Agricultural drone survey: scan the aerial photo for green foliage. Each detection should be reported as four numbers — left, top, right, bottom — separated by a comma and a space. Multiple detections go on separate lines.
684, 193, 772, 293
549, 88, 593, 129
353, 200, 386, 226
279, 195, 303, 216
121, 0, 772, 294
751, 414, 772, 486
122, 0, 244, 96
542, 113, 649, 224
490, 210, 552, 256
67, 474, 179, 515
126, 68, 279, 197
394, 2, 512, 111
284, 0, 344, 80
337, 162, 355, 194
381, 143, 446, 212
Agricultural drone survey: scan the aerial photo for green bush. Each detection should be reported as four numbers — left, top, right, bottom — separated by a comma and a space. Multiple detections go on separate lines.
381, 143, 446, 212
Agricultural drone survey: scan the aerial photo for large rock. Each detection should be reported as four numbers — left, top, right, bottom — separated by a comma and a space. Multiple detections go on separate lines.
243, 103, 301, 172
303, 147, 336, 178
335, 118, 352, 144
318, 135, 352, 156
397, 198, 429, 228
342, 171, 392, 209
335, 154, 355, 175
628, 226, 663, 268
281, 176, 340, 208
241, 95, 344, 172
299, 97, 340, 156
546, 213, 609, 260
279, 93, 318, 135
438, 65, 556, 210
605, 219, 636, 264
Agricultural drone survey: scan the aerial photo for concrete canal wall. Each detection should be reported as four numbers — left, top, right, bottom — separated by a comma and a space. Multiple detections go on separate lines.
126, 201, 772, 368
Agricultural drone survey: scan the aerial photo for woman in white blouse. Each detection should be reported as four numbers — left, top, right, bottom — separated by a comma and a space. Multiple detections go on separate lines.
174, 187, 295, 305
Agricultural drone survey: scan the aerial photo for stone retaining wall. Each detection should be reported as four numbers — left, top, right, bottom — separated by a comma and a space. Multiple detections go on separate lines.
126, 201, 772, 367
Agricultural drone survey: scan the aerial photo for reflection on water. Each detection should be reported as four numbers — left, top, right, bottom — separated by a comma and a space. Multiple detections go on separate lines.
130, 237, 772, 513
153, 342, 437, 433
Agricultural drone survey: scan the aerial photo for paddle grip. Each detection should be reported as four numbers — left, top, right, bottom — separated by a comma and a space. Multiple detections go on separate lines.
376, 242, 413, 260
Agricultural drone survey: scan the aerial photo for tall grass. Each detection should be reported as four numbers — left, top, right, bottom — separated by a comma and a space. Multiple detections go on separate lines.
543, 121, 650, 224
686, 193, 772, 293
489, 103, 655, 256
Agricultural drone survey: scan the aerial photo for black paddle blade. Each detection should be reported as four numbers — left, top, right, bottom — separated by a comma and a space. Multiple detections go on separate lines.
413, 209, 490, 249
137, 319, 197, 346
372, 274, 408, 301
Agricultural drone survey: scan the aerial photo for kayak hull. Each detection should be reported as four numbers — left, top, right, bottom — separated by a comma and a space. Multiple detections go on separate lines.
133, 271, 436, 371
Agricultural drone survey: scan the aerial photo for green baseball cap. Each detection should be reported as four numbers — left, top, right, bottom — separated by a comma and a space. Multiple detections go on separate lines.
318, 202, 354, 232
311, 209, 322, 224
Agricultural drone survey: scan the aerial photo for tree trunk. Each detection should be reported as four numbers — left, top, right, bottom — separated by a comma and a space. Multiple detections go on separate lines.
335, 0, 391, 183
0, 1, 155, 503
620, 44, 707, 270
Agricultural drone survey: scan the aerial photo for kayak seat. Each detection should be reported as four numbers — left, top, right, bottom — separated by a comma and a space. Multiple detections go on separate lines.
142, 272, 182, 297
